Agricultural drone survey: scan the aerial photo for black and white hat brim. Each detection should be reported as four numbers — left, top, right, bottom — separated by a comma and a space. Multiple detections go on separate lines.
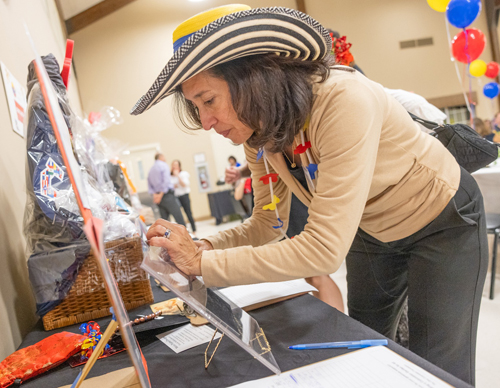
130, 7, 331, 115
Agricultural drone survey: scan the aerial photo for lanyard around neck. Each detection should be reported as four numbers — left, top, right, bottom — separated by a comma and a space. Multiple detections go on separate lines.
257, 118, 318, 235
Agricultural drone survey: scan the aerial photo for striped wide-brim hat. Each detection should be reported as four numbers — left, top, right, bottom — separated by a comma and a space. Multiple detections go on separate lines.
130, 4, 332, 115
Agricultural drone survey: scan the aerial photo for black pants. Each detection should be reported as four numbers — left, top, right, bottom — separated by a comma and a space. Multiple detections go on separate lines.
158, 190, 186, 227
177, 194, 196, 232
346, 168, 487, 385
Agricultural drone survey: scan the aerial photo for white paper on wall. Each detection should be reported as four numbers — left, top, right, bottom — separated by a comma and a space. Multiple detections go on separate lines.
0, 61, 27, 137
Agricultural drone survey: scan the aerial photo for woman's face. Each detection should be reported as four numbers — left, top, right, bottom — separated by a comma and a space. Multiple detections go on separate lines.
181, 71, 254, 145
172, 160, 180, 171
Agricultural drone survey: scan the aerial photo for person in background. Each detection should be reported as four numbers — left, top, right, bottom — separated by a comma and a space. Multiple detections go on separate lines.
493, 112, 500, 132
384, 88, 446, 133
228, 155, 241, 167
147, 153, 186, 227
476, 117, 500, 142
171, 160, 196, 234
484, 119, 492, 133
233, 175, 254, 217
475, 117, 492, 139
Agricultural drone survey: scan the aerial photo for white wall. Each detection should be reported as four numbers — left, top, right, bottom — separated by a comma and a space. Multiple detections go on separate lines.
306, 0, 495, 119
210, 133, 247, 183
0, 0, 83, 360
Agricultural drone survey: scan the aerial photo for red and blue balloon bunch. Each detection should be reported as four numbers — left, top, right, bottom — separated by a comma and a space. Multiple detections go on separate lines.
428, 0, 500, 99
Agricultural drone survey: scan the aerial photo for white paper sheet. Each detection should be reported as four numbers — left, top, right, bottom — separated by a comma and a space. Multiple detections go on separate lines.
0, 61, 26, 137
157, 324, 222, 354
219, 279, 317, 308
230, 346, 452, 387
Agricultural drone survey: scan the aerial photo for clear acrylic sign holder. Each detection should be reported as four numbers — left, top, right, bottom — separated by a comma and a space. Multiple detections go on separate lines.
137, 222, 281, 376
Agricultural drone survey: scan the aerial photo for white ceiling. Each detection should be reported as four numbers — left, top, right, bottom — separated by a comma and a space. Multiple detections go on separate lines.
58, 0, 105, 20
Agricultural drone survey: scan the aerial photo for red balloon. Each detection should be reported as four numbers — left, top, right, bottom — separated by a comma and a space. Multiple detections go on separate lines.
451, 28, 486, 63
485, 62, 500, 78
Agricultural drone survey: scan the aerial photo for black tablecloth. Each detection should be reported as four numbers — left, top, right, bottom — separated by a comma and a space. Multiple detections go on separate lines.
17, 291, 471, 388
207, 190, 236, 224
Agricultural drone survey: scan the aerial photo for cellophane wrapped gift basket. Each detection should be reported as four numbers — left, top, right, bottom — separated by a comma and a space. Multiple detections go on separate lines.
23, 54, 153, 331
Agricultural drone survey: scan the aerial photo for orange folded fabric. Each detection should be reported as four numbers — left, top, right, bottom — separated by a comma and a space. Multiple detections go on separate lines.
0, 331, 86, 387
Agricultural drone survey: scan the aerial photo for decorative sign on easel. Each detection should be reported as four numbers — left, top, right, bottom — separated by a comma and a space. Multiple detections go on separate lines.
0, 61, 27, 137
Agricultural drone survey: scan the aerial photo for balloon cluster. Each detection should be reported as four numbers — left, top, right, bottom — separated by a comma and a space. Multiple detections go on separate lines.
427, 0, 500, 99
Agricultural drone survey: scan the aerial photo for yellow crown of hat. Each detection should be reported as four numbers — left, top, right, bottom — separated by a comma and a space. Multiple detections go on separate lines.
173, 4, 251, 44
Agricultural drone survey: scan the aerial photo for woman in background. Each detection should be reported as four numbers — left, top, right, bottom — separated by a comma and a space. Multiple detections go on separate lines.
171, 160, 196, 233
475, 117, 492, 139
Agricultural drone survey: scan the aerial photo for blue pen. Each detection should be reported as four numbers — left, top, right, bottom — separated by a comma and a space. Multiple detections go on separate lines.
289, 339, 388, 350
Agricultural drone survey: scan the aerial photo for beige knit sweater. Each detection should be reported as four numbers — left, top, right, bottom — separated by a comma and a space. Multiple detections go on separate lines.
201, 67, 461, 288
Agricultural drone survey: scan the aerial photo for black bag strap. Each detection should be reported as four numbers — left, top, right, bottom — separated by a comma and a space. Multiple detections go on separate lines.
407, 112, 442, 131
408, 111, 500, 148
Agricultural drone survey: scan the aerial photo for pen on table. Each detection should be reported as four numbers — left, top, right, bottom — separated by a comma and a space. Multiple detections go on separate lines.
288, 339, 388, 350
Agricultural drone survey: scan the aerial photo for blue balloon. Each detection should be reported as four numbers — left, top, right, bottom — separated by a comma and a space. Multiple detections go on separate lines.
484, 82, 500, 99
446, 0, 481, 29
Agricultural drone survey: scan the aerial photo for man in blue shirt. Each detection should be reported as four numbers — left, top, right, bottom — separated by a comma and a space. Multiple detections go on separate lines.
148, 153, 186, 226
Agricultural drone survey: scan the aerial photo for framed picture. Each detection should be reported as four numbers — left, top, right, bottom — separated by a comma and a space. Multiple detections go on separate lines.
195, 163, 211, 193
193, 152, 206, 164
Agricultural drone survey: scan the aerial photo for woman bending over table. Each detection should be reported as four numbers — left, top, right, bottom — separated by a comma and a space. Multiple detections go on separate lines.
131, 5, 487, 385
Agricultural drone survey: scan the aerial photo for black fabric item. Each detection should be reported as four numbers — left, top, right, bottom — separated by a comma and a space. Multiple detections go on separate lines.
177, 193, 196, 232
28, 242, 91, 316
207, 190, 236, 224
26, 53, 66, 97
158, 190, 186, 226
409, 112, 499, 173
24, 54, 88, 316
17, 294, 471, 388
24, 54, 84, 252
346, 167, 488, 385
284, 155, 310, 237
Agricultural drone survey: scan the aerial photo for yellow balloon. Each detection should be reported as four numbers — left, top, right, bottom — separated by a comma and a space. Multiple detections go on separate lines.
470, 59, 487, 77
427, 0, 451, 12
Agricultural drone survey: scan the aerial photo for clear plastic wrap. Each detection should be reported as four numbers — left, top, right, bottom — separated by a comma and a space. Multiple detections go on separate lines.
23, 55, 86, 255
72, 237, 148, 297
28, 242, 91, 316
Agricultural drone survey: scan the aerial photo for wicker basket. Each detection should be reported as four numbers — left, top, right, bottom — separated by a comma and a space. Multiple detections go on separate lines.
42, 236, 154, 331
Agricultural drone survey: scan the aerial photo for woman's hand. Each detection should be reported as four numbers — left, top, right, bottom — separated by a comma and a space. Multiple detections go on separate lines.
147, 219, 205, 276
194, 239, 214, 251
225, 166, 241, 184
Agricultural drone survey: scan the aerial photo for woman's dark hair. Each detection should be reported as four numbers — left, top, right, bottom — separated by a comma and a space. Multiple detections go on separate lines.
228, 156, 237, 163
171, 159, 182, 175
326, 28, 340, 39
174, 54, 334, 152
